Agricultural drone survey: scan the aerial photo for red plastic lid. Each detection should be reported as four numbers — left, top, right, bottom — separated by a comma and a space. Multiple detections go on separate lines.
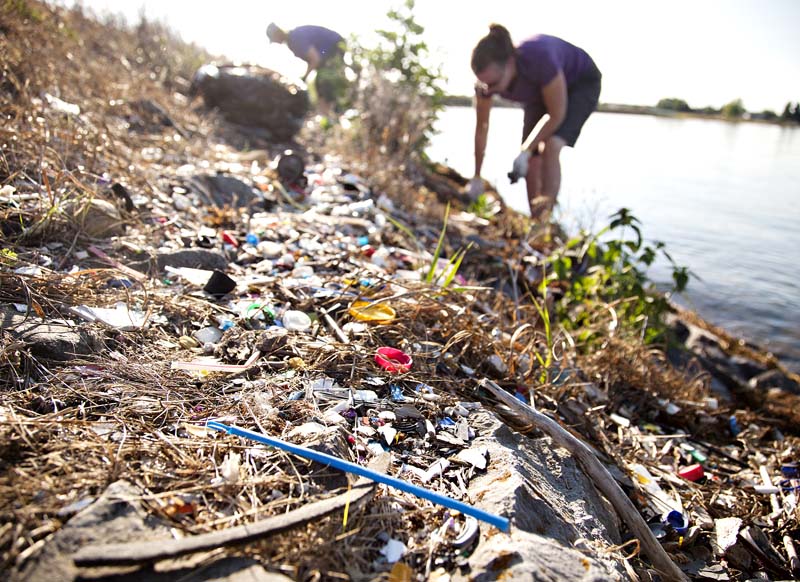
374, 347, 412, 374
678, 463, 705, 482
221, 231, 239, 247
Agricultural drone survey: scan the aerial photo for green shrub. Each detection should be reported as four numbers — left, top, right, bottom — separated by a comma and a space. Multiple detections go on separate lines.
656, 97, 690, 112
539, 208, 694, 345
721, 98, 746, 119
347, 0, 445, 153
3, 0, 43, 22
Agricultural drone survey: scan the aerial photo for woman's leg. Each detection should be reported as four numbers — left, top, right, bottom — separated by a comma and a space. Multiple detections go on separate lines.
522, 106, 546, 218
315, 54, 347, 116
532, 72, 600, 219
527, 136, 565, 220
541, 135, 566, 207
525, 154, 543, 217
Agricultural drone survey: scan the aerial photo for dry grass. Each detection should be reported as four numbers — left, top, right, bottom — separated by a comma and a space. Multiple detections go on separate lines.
1, 0, 220, 247
0, 268, 551, 575
1, 2, 798, 581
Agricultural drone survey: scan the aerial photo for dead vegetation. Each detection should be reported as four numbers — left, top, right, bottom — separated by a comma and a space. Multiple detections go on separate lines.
1, 2, 799, 581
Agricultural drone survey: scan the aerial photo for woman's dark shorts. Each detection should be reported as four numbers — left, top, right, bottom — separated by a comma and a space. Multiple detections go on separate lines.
523, 64, 602, 148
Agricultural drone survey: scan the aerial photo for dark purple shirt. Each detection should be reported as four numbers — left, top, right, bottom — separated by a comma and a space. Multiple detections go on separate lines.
287, 25, 344, 63
500, 34, 597, 105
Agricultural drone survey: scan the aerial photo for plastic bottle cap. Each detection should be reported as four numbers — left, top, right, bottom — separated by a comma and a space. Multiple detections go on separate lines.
781, 463, 799, 479
678, 463, 705, 482
349, 300, 396, 323
221, 231, 239, 247
375, 347, 412, 373
282, 310, 312, 332
664, 510, 689, 534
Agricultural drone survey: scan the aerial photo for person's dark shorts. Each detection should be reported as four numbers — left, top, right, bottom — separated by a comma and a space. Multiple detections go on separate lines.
523, 64, 602, 148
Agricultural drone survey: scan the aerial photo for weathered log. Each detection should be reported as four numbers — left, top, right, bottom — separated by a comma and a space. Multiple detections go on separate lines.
480, 378, 689, 582
73, 456, 388, 566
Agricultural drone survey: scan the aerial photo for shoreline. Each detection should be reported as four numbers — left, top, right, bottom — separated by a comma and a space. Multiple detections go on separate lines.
428, 102, 800, 374
441, 95, 800, 126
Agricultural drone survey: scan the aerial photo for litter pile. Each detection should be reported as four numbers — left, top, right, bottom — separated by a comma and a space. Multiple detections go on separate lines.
3, 137, 799, 581
2, 3, 799, 582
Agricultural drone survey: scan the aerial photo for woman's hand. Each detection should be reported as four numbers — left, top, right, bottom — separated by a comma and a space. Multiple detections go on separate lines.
509, 150, 531, 183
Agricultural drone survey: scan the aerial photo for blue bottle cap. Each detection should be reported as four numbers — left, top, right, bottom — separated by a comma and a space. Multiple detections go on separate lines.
729, 415, 741, 436
664, 510, 689, 535
781, 463, 799, 479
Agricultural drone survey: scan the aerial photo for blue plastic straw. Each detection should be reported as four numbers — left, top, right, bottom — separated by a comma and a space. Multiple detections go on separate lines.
207, 420, 510, 532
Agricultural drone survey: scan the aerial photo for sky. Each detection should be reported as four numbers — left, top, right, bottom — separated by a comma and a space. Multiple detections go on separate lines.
64, 0, 800, 113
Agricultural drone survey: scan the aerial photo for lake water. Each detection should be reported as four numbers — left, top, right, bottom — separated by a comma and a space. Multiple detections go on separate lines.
427, 107, 800, 372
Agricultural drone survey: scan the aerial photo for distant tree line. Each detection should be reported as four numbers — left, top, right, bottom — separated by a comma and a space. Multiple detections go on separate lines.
657, 97, 800, 122
656, 98, 691, 112
781, 102, 800, 122
441, 93, 800, 123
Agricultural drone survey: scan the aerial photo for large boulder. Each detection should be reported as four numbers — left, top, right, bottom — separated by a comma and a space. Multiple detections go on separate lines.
192, 64, 309, 141
2, 307, 104, 360
187, 173, 261, 209
156, 248, 229, 272
67, 198, 125, 238
456, 412, 625, 581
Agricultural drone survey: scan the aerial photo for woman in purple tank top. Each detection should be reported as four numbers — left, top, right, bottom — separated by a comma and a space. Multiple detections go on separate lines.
466, 24, 602, 220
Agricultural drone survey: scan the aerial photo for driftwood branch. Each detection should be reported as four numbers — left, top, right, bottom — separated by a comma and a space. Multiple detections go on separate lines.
73, 455, 389, 567
784, 534, 800, 578
480, 379, 689, 582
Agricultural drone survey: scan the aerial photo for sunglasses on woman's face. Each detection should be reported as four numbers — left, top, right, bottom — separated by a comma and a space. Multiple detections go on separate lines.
476, 64, 508, 95
484, 79, 503, 93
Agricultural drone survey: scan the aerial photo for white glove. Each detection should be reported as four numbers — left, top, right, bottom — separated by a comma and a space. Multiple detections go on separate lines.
511, 150, 531, 180
465, 177, 484, 200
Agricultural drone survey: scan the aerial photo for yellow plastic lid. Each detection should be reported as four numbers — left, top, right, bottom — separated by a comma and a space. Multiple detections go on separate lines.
348, 300, 396, 323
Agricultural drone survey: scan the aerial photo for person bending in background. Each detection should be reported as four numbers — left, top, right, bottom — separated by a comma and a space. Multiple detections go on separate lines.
467, 24, 601, 220
267, 22, 347, 116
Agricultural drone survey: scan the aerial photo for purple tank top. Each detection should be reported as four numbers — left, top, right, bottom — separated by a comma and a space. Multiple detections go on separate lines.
500, 34, 597, 105
287, 25, 344, 63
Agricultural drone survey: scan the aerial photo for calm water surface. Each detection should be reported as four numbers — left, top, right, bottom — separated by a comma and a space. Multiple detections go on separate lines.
428, 107, 800, 372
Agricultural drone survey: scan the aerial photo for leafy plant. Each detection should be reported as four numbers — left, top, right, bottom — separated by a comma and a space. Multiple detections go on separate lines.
467, 193, 500, 220
529, 277, 554, 385
0, 248, 18, 264
425, 201, 450, 284
780, 102, 800, 123
539, 208, 695, 345
3, 0, 43, 22
438, 246, 471, 289
656, 97, 690, 112
424, 202, 472, 289
347, 0, 446, 152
